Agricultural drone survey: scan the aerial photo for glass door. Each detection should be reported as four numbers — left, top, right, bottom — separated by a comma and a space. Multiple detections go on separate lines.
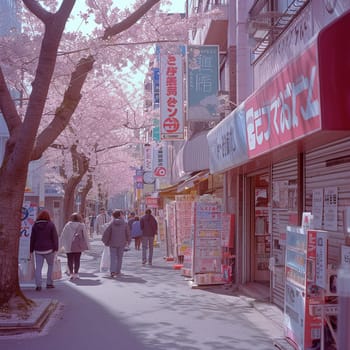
251, 173, 271, 282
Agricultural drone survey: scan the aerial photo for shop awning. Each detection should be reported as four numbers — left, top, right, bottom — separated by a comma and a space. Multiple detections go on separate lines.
173, 130, 210, 180
177, 170, 209, 192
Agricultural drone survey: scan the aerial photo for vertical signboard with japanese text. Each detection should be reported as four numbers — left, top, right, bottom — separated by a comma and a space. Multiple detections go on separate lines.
160, 52, 184, 140
187, 45, 219, 121
143, 144, 153, 172
152, 142, 168, 178
152, 67, 160, 109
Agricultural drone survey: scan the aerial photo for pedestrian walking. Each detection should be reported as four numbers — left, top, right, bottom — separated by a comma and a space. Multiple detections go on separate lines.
140, 209, 158, 266
102, 210, 130, 277
30, 210, 59, 291
60, 212, 90, 280
127, 212, 136, 232
95, 207, 110, 236
131, 216, 142, 250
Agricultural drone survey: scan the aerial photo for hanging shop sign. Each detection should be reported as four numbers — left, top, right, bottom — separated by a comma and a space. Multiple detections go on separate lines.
153, 142, 168, 178
160, 52, 184, 140
152, 67, 160, 109
187, 45, 219, 121
152, 118, 160, 142
145, 197, 160, 208
143, 144, 153, 172
207, 104, 249, 174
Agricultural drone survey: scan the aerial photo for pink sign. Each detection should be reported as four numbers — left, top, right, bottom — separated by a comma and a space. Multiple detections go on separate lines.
245, 42, 321, 158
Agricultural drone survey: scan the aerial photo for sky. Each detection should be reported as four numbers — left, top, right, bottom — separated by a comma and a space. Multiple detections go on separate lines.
66, 1, 186, 95
68, 0, 186, 33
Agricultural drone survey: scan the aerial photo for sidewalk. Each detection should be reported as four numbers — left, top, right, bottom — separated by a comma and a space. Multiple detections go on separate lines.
0, 239, 287, 349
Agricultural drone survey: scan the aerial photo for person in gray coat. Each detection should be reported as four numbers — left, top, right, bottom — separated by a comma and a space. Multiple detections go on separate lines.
102, 210, 130, 277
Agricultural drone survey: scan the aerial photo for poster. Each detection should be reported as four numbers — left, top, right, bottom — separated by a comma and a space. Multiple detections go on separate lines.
323, 187, 337, 231
19, 201, 37, 261
312, 189, 323, 229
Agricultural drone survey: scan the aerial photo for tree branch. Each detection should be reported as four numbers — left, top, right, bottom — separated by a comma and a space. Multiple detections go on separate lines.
31, 56, 95, 160
0, 66, 22, 134
102, 0, 161, 40
22, 0, 52, 24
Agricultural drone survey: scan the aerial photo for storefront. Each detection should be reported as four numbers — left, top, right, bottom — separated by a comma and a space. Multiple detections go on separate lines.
207, 10, 350, 309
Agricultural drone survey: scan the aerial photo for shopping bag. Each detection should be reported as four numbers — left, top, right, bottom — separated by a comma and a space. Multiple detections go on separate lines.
52, 258, 62, 280
100, 246, 110, 272
19, 259, 35, 282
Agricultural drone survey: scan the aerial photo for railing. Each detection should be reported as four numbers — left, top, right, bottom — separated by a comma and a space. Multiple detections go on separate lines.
248, 0, 310, 61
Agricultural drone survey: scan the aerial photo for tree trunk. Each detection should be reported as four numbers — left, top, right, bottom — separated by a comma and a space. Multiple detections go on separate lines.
80, 174, 93, 218
62, 145, 90, 223
0, 164, 30, 305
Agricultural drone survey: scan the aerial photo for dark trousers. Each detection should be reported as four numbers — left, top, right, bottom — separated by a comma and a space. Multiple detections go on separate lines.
67, 252, 82, 274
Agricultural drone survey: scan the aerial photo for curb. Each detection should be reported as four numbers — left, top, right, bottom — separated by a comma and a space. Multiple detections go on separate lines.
0, 298, 58, 335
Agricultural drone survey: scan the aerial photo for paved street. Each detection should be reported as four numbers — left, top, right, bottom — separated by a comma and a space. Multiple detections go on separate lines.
0, 239, 284, 350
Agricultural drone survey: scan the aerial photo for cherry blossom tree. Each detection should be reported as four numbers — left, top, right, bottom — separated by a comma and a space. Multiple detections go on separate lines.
48, 74, 148, 223
0, 0, 192, 306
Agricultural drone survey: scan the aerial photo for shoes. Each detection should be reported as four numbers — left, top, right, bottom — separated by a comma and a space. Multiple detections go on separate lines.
142, 261, 146, 265
35, 286, 42, 291
70, 273, 80, 280
111, 272, 117, 278
46, 284, 55, 289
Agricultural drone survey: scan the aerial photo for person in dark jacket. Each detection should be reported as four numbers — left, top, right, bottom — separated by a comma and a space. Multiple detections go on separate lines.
140, 209, 158, 266
102, 210, 130, 277
30, 210, 59, 291
131, 216, 142, 250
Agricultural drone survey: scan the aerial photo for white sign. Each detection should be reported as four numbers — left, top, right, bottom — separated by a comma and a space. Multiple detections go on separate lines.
19, 202, 38, 260
143, 144, 153, 172
312, 189, 323, 229
315, 231, 327, 289
323, 187, 338, 231
153, 143, 168, 178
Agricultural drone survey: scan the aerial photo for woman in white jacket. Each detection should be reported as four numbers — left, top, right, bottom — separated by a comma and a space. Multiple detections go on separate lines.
60, 212, 90, 280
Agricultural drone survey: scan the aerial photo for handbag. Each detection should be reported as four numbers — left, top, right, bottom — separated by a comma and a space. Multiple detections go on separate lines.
52, 257, 62, 280
71, 227, 88, 252
99, 246, 110, 272
19, 259, 35, 283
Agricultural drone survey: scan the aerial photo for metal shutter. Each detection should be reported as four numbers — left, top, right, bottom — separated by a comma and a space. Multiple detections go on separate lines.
305, 136, 350, 266
271, 157, 299, 309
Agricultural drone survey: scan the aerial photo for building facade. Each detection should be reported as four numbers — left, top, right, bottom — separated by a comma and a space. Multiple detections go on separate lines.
206, 0, 350, 313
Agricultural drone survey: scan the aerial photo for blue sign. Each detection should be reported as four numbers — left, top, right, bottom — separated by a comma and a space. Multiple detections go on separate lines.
187, 45, 219, 121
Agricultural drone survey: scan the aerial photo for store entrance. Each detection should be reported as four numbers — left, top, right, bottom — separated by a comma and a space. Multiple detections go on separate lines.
249, 172, 271, 282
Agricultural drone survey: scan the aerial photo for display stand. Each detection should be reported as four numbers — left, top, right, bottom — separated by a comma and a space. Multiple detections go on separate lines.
284, 226, 338, 350
191, 199, 224, 286
221, 213, 235, 283
165, 201, 176, 260
175, 195, 196, 275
